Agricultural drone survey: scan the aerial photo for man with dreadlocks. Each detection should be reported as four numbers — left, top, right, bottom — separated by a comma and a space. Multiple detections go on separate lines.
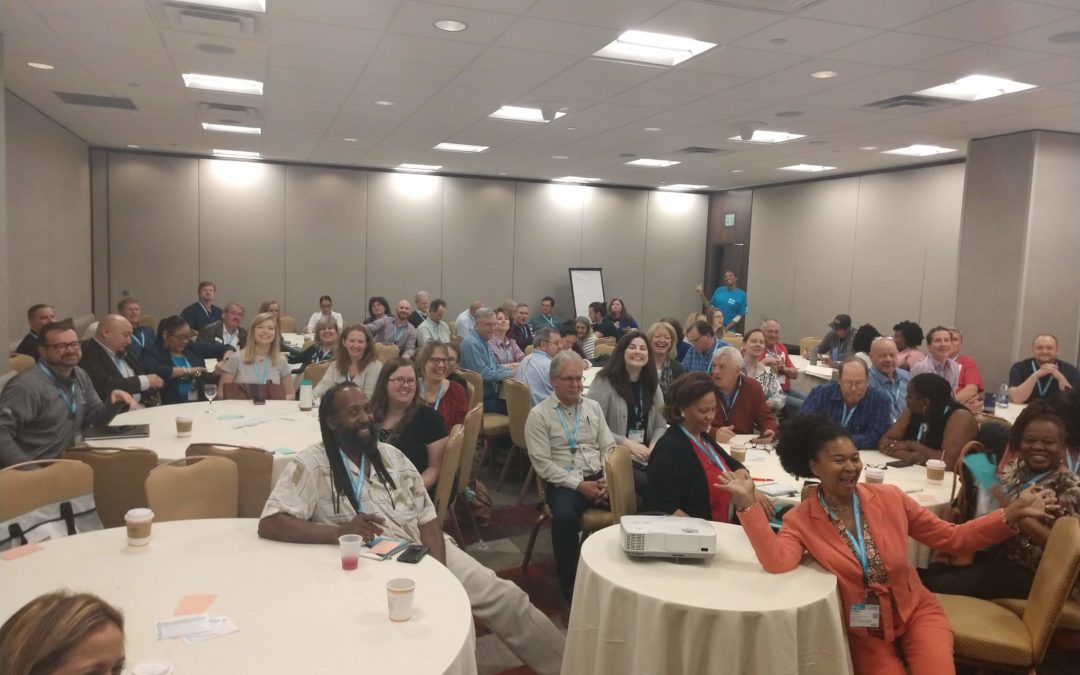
258, 382, 564, 674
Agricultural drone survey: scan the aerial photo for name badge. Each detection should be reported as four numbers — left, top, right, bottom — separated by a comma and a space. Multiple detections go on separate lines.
628, 429, 646, 443
849, 603, 880, 629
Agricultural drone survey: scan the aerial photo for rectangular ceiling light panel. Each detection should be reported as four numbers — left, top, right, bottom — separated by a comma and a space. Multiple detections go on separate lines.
183, 73, 264, 95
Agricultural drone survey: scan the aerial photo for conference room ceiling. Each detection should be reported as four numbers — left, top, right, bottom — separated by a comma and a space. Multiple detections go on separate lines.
3, 0, 1080, 191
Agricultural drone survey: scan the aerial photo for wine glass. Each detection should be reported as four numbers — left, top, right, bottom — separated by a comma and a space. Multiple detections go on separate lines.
203, 383, 218, 414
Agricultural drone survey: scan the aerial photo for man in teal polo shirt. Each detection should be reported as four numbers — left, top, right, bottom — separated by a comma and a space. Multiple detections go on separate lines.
696, 270, 747, 334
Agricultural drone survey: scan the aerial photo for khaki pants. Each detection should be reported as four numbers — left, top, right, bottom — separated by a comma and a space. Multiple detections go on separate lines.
445, 538, 565, 675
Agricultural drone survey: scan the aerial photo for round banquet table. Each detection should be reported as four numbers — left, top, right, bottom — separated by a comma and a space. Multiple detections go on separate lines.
90, 400, 321, 485
561, 522, 852, 675
0, 519, 477, 675
725, 435, 955, 567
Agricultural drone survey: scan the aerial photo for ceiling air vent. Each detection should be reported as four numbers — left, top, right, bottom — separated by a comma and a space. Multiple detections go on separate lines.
159, 1, 259, 36
701, 0, 826, 14
200, 101, 261, 118
678, 146, 728, 155
864, 94, 957, 111
55, 92, 137, 110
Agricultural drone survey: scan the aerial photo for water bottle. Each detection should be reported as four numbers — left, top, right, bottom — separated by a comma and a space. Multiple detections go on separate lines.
298, 379, 314, 411
996, 383, 1009, 410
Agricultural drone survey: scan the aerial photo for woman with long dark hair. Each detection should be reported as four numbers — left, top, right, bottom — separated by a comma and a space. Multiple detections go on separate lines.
878, 372, 977, 466
369, 357, 448, 491
596, 298, 638, 338
586, 332, 665, 466
313, 324, 382, 399
138, 315, 210, 404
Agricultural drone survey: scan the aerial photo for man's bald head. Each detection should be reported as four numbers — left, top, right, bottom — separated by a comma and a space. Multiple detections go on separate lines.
97, 314, 134, 353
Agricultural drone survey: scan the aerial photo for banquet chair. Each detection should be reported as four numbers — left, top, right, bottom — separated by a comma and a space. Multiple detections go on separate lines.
186, 444, 272, 518
304, 360, 332, 388
374, 343, 400, 363
146, 456, 239, 522
594, 336, 616, 347
521, 445, 636, 573
724, 334, 743, 350
525, 345, 534, 355
494, 378, 530, 497
7, 353, 34, 375
799, 337, 820, 357
593, 342, 615, 358
457, 369, 509, 466
137, 315, 156, 330
450, 334, 464, 346
279, 315, 296, 333
0, 459, 94, 523
935, 517, 1080, 671
62, 447, 159, 528
447, 405, 484, 546
433, 424, 464, 525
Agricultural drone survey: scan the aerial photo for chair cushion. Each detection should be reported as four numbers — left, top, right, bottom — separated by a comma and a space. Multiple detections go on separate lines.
992, 598, 1080, 631
936, 594, 1033, 667
482, 414, 510, 437
579, 508, 614, 532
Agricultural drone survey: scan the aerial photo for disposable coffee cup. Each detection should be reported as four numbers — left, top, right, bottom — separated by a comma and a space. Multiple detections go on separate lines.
175, 416, 193, 438
730, 444, 747, 463
125, 508, 154, 546
926, 459, 947, 484
387, 578, 416, 622
339, 534, 363, 571
132, 660, 173, 675
864, 467, 885, 484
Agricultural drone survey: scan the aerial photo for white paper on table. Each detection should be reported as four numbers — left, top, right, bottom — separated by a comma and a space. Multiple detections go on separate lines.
757, 483, 799, 497
746, 449, 770, 462
155, 614, 211, 640
182, 616, 239, 645
230, 417, 272, 429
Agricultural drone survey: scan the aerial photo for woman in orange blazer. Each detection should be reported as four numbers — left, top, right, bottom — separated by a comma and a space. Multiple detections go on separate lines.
717, 414, 1052, 675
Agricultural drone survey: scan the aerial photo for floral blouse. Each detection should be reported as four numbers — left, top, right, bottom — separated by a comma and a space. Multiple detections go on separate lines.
822, 501, 890, 588
746, 362, 785, 412
996, 459, 1080, 572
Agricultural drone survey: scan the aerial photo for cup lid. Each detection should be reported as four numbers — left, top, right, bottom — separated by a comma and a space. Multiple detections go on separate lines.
927, 459, 947, 468
126, 508, 154, 519
132, 659, 173, 675
864, 467, 885, 475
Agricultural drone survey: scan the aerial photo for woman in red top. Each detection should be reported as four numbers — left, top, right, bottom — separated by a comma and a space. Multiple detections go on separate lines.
716, 413, 1053, 675
416, 340, 468, 430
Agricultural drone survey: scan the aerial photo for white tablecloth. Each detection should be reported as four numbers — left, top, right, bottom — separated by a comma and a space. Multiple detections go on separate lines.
0, 520, 477, 675
90, 400, 321, 485
991, 402, 1025, 425
562, 523, 852, 675
726, 435, 955, 567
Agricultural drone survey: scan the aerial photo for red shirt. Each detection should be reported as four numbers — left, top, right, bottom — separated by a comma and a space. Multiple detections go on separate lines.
686, 433, 734, 522
955, 354, 983, 393
424, 380, 468, 430
711, 375, 779, 437
765, 342, 795, 391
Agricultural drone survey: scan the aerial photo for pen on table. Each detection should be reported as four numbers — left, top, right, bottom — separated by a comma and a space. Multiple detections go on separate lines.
905, 488, 923, 494
752, 478, 775, 483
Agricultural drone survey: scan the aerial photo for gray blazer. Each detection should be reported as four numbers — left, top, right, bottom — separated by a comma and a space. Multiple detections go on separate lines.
586, 374, 667, 446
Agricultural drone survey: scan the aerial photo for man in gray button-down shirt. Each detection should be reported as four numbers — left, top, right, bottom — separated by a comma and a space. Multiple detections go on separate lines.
0, 324, 136, 468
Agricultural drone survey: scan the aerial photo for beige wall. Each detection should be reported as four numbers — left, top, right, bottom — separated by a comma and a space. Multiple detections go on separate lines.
5, 91, 91, 344
746, 162, 965, 345
96, 152, 709, 330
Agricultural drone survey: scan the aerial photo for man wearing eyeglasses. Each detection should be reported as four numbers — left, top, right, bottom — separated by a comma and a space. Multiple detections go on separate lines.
525, 350, 616, 602
0, 323, 137, 468
516, 328, 564, 406
801, 357, 891, 449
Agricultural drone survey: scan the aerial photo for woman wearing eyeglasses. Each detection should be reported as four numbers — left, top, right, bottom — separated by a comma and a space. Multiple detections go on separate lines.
370, 357, 448, 491
139, 315, 211, 404
416, 341, 468, 430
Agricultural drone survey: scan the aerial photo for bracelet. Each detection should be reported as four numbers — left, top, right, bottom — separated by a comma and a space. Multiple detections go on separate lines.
738, 502, 759, 514
999, 508, 1020, 533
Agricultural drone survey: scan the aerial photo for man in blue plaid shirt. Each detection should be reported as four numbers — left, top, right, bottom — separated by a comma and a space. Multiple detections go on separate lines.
801, 357, 892, 449
680, 320, 731, 373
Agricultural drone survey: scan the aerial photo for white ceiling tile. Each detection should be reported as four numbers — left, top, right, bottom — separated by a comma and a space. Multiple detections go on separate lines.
525, 0, 678, 29
267, 67, 361, 91
801, 0, 970, 29
844, 68, 960, 95
272, 18, 382, 55
824, 32, 972, 68
451, 69, 548, 97
718, 78, 823, 104
640, 69, 746, 95
38, 13, 164, 51
267, 45, 366, 73
635, 1, 784, 45
764, 59, 887, 87
557, 58, 668, 87
27, 0, 155, 24
901, 0, 1075, 42
912, 44, 1052, 76
363, 58, 462, 86
268, 0, 401, 30
682, 47, 808, 79
732, 17, 881, 57
495, 18, 618, 56
427, 0, 534, 13
388, 1, 519, 43
374, 33, 486, 67
530, 74, 634, 102
1001, 56, 1080, 87
161, 30, 269, 71
603, 87, 703, 110
989, 14, 1080, 54
468, 46, 579, 78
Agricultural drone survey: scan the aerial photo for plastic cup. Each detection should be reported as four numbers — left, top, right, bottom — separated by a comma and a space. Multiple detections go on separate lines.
926, 459, 946, 484
863, 467, 885, 484
339, 534, 363, 571
729, 444, 747, 463
175, 416, 193, 438
387, 578, 415, 622
125, 508, 154, 546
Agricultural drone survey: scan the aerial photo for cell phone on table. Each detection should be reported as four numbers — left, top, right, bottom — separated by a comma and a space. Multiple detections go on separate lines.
397, 544, 429, 564
886, 459, 913, 468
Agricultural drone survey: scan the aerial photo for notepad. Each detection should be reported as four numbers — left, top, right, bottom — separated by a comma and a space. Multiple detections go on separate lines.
359, 537, 410, 560
757, 482, 799, 497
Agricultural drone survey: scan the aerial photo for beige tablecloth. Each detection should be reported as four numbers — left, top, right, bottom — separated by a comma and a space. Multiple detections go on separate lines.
562, 523, 852, 675
0, 520, 477, 675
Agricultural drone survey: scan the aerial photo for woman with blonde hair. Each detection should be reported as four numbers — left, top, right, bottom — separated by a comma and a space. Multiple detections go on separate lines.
313, 324, 382, 399
647, 321, 684, 396
0, 591, 125, 675
574, 316, 597, 360
219, 311, 294, 398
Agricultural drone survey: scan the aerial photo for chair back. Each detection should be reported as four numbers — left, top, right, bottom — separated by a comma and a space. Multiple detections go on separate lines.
594, 342, 615, 358
594, 336, 617, 347
62, 447, 158, 528
279, 315, 296, 333
8, 354, 34, 375
448, 319, 456, 335
434, 424, 465, 524
686, 312, 704, 329
219, 382, 287, 401
450, 334, 464, 346
137, 315, 156, 330
458, 369, 483, 410
374, 343, 400, 363
799, 337, 820, 356
304, 360, 332, 388
0, 460, 94, 522
145, 456, 239, 522
503, 379, 532, 449
605, 445, 637, 523
185, 443, 273, 518
458, 405, 483, 490
525, 345, 534, 355
1022, 517, 1080, 662
724, 334, 743, 350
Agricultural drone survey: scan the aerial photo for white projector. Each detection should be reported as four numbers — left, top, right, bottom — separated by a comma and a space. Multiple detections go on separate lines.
620, 515, 716, 560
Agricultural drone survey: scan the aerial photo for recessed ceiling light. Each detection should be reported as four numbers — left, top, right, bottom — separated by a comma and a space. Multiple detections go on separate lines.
860, 145, 878, 151
810, 70, 838, 79
780, 164, 836, 172
731, 169, 744, 173
433, 19, 467, 32
565, 127, 576, 130
172, 0, 265, 11
497, 172, 508, 176
730, 130, 805, 144
26, 62, 55, 70
660, 184, 708, 191
552, 155, 569, 160
770, 38, 788, 45
202, 122, 261, 135
374, 100, 395, 106
213, 149, 261, 159
126, 144, 140, 149
915, 74, 1036, 101
644, 127, 662, 131
626, 158, 681, 167
554, 176, 600, 183
882, 144, 957, 157
344, 137, 359, 142
489, 105, 566, 123
396, 163, 441, 173
434, 142, 489, 153
183, 73, 263, 96
592, 30, 717, 67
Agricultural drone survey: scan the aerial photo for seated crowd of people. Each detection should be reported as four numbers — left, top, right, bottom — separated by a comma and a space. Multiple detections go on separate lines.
2, 274, 1078, 675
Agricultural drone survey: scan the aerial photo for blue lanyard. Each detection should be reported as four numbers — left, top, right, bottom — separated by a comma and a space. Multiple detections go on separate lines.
1031, 361, 1052, 397
132, 331, 146, 348
718, 380, 741, 421
841, 403, 859, 428
542, 315, 556, 328
392, 322, 406, 343
422, 379, 446, 411
631, 383, 644, 429
339, 451, 366, 512
37, 362, 77, 416
200, 303, 213, 318
555, 404, 581, 453
1009, 469, 1054, 495
679, 425, 730, 473
819, 491, 870, 584
1066, 449, 1079, 474
916, 422, 927, 443
253, 358, 271, 384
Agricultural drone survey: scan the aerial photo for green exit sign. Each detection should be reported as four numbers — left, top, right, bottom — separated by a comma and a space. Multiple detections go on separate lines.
724, 213, 736, 227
